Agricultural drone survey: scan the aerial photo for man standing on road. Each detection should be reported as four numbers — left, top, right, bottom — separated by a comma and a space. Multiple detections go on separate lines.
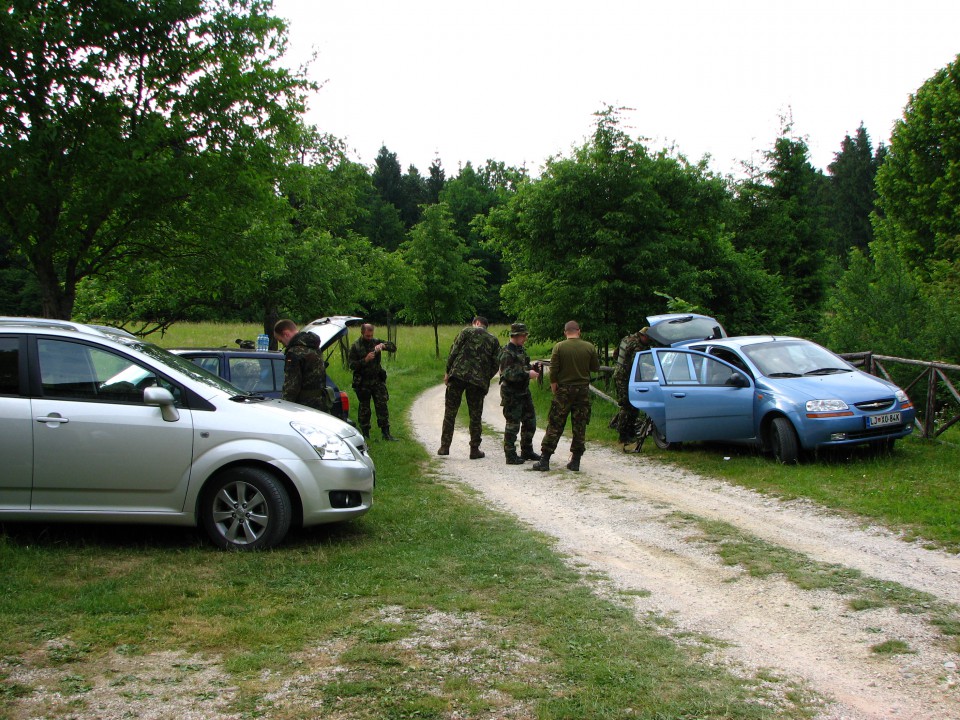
438, 316, 501, 459
498, 322, 541, 465
612, 326, 652, 445
530, 320, 600, 472
348, 323, 398, 441
273, 319, 330, 413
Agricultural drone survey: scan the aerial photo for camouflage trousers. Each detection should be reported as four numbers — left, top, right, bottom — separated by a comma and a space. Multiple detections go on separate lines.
541, 383, 592, 456
440, 376, 488, 449
500, 387, 536, 452
615, 378, 639, 441
356, 381, 390, 433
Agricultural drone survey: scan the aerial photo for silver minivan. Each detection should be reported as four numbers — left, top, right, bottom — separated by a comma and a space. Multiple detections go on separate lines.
0, 317, 375, 549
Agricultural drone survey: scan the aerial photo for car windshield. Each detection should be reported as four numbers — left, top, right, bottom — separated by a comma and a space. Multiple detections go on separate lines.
115, 337, 245, 395
740, 340, 853, 378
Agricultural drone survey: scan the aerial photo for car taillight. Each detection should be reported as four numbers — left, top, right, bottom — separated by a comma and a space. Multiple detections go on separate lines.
339, 391, 349, 413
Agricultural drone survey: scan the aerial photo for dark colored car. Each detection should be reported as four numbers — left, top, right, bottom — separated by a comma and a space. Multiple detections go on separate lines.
172, 316, 364, 423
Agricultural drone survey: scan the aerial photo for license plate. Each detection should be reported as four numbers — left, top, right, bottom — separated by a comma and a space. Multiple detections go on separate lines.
866, 412, 901, 428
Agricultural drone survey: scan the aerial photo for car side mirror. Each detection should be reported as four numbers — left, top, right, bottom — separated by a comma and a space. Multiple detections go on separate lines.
726, 372, 749, 388
144, 386, 180, 422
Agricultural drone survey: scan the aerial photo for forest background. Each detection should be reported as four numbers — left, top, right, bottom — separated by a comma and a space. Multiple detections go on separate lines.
2, 1, 959, 365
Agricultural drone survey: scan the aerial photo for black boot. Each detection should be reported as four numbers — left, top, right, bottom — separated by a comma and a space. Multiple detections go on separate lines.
529, 451, 551, 471
360, 426, 371, 439
382, 427, 397, 441
437, 444, 450, 456
505, 448, 525, 465
520, 446, 541, 462
566, 453, 582, 471
469, 446, 485, 459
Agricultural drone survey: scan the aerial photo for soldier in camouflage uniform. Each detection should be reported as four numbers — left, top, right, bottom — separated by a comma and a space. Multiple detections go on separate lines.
438, 316, 501, 459
348, 323, 398, 441
498, 322, 541, 465
612, 326, 652, 444
530, 320, 600, 472
273, 319, 331, 413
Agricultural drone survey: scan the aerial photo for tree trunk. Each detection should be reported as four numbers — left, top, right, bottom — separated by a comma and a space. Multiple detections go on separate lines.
264, 306, 280, 351
35, 262, 74, 320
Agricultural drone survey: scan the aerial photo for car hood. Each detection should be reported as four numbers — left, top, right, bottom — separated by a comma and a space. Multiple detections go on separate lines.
757, 370, 899, 403
221, 396, 361, 437
646, 313, 727, 347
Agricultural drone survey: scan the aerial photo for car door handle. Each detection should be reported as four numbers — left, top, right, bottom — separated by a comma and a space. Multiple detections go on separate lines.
635, 387, 650, 393
36, 414, 69, 425
671, 392, 687, 399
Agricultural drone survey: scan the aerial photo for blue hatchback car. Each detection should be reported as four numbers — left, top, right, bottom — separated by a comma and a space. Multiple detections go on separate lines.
628, 322, 916, 462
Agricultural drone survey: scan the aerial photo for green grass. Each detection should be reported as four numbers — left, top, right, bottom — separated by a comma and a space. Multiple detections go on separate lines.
635, 432, 960, 552
0, 322, 813, 719
675, 513, 960, 651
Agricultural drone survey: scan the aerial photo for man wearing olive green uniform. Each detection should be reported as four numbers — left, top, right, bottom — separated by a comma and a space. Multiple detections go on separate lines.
498, 322, 541, 465
530, 320, 600, 472
274, 319, 331, 413
438, 316, 501, 459
348, 323, 398, 441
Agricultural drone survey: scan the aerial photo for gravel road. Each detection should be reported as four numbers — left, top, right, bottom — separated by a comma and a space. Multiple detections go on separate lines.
411, 383, 960, 720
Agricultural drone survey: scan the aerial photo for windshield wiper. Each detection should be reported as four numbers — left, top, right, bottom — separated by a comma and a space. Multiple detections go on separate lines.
766, 371, 802, 378
803, 367, 851, 376
230, 393, 268, 402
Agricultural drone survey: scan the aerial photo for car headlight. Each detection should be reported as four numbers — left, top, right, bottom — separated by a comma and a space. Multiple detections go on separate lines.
291, 422, 356, 460
895, 390, 909, 403
806, 399, 849, 413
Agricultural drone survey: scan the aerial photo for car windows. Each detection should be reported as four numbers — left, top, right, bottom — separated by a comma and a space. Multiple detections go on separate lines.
659, 350, 743, 386
708, 348, 752, 378
634, 353, 658, 382
37, 339, 178, 404
0, 337, 18, 395
190, 356, 221, 375
228, 357, 278, 393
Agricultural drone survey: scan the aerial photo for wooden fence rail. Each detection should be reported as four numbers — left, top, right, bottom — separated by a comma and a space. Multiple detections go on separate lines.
840, 352, 960, 439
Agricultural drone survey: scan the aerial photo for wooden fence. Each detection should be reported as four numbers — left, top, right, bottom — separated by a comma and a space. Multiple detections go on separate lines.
840, 352, 960, 439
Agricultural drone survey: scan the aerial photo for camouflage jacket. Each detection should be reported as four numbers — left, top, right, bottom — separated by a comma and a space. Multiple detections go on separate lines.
612, 332, 647, 384
498, 341, 532, 395
282, 331, 327, 409
348, 336, 397, 385
446, 326, 500, 389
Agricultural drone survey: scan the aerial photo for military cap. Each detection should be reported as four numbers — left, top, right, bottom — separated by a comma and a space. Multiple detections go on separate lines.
509, 322, 529, 336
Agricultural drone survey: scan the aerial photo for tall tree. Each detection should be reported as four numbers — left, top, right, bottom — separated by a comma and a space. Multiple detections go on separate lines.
399, 203, 485, 357
826, 124, 882, 261
441, 161, 509, 319
485, 107, 782, 350
0, 0, 311, 319
426, 158, 446, 203
875, 53, 960, 282
400, 164, 426, 227
732, 128, 833, 334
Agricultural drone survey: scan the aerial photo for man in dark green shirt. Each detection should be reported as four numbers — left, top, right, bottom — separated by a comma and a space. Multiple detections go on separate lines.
530, 320, 600, 472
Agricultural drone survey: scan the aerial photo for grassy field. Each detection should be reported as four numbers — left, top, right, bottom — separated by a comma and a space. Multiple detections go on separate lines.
2, 320, 956, 718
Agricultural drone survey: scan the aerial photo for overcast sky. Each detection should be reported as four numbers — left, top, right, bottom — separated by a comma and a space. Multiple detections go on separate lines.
271, 0, 960, 178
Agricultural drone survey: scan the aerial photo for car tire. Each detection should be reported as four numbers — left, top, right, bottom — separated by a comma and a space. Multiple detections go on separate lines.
201, 467, 292, 550
770, 417, 799, 464
652, 422, 679, 451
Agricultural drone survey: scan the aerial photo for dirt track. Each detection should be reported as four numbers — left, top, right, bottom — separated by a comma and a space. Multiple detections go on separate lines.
411, 384, 960, 720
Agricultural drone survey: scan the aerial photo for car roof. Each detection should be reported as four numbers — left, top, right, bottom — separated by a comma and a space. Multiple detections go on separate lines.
690, 336, 805, 350
170, 348, 284, 357
0, 316, 137, 342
